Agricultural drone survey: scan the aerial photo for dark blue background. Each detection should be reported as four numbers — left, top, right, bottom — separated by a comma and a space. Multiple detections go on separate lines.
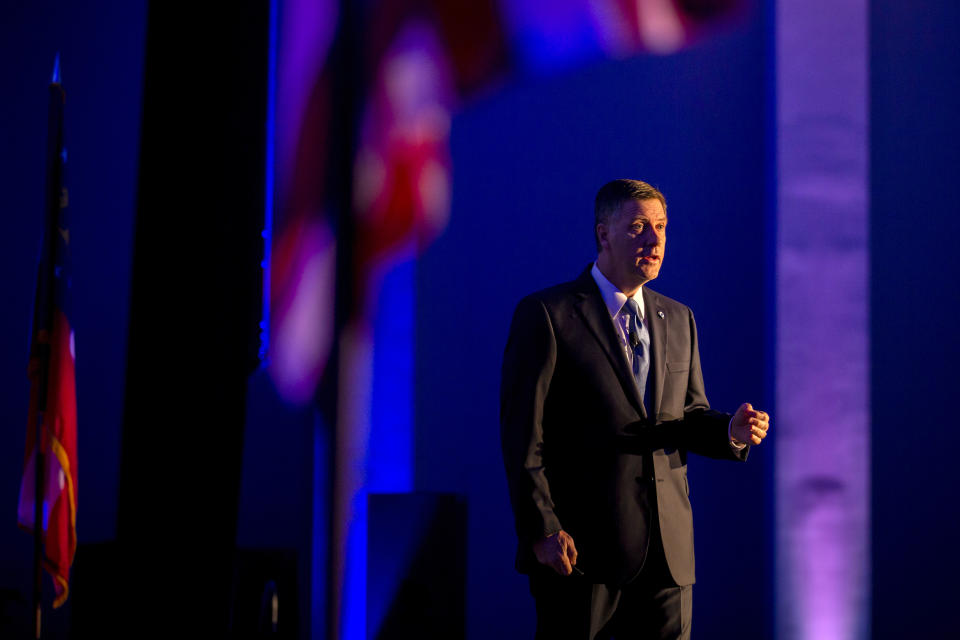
870, 1, 960, 637
1, 0, 958, 638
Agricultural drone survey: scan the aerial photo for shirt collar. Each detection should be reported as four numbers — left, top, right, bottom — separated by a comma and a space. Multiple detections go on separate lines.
591, 262, 645, 320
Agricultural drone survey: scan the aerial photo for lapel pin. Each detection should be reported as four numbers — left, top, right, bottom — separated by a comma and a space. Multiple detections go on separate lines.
657, 310, 665, 319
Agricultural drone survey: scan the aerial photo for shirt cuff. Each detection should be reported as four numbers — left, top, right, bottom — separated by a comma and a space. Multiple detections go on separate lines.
728, 417, 747, 450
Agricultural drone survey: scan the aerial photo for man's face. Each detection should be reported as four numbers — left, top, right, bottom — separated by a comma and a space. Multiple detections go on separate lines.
597, 198, 667, 290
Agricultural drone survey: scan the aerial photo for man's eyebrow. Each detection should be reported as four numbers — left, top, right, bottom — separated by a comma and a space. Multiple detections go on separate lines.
630, 212, 667, 222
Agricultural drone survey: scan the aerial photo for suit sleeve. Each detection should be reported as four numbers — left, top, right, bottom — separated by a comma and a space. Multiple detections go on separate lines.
618, 307, 748, 461
681, 308, 748, 461
500, 296, 563, 549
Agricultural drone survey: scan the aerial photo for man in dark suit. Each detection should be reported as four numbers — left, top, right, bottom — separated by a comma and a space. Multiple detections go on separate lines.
500, 179, 769, 639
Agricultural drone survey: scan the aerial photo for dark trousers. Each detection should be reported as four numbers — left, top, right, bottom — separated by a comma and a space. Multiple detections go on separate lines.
529, 524, 692, 640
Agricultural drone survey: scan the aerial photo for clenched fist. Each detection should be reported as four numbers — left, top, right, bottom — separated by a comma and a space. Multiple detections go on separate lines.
730, 403, 770, 445
533, 530, 579, 576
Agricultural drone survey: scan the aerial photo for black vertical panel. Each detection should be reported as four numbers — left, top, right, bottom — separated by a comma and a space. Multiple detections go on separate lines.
116, 2, 267, 635
871, 2, 960, 638
230, 549, 299, 638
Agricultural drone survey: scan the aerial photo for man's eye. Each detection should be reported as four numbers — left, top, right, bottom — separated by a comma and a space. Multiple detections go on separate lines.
632, 224, 644, 231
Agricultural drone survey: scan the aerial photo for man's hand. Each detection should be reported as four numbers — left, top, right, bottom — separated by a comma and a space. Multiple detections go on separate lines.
533, 530, 578, 576
730, 403, 770, 445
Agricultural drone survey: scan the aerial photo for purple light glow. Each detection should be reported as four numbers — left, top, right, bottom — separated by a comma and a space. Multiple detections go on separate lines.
276, 0, 336, 200
776, 0, 870, 638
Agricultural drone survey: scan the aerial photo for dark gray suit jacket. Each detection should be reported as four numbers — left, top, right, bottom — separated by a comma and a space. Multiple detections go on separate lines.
500, 266, 747, 586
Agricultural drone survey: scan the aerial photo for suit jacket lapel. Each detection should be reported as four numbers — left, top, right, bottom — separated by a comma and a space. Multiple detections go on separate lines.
572, 269, 648, 419
643, 287, 667, 421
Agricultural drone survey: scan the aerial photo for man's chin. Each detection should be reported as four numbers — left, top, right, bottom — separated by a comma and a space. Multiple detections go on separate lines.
638, 266, 660, 283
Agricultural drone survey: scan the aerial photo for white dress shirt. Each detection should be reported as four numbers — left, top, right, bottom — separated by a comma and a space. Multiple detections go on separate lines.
590, 262, 645, 371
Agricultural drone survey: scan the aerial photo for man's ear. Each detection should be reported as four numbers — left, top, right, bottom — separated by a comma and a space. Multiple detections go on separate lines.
596, 223, 608, 251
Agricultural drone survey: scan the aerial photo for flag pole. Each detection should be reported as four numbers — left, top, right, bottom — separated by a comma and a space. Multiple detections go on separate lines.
31, 53, 65, 640
32, 413, 45, 640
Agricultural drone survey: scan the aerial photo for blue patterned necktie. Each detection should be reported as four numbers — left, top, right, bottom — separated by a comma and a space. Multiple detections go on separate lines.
624, 298, 650, 410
